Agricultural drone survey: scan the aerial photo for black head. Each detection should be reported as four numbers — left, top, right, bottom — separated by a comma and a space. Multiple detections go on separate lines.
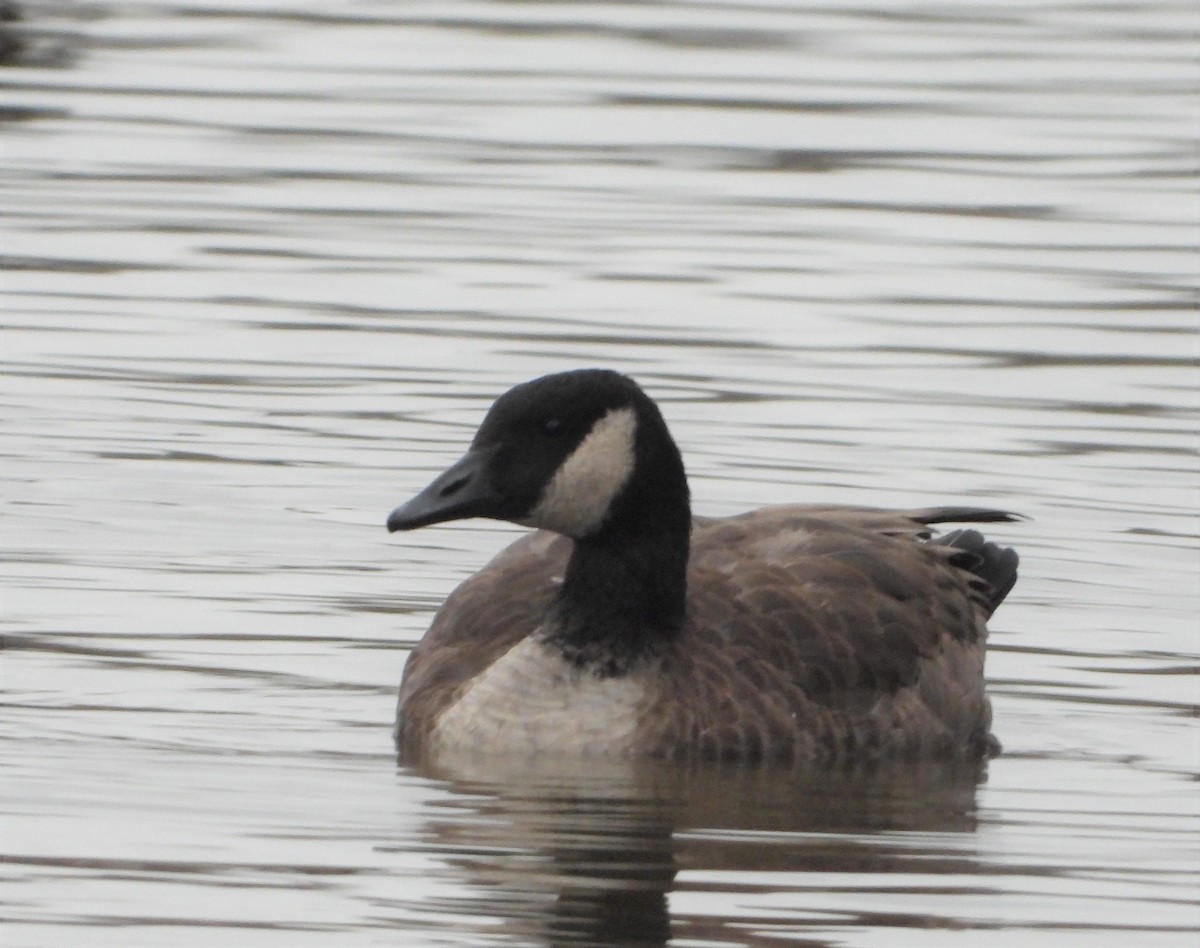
386, 369, 689, 541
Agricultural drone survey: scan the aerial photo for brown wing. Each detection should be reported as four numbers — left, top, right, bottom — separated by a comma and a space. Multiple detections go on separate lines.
645, 505, 1010, 762
395, 529, 570, 750
397, 504, 1016, 762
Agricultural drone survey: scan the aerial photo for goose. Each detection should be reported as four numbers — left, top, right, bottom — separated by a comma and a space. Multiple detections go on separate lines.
386, 369, 1018, 764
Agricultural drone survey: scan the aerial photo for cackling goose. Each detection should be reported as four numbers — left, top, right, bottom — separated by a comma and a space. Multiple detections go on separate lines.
386, 369, 1019, 765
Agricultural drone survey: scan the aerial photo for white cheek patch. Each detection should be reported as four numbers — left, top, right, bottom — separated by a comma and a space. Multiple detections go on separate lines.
526, 406, 637, 538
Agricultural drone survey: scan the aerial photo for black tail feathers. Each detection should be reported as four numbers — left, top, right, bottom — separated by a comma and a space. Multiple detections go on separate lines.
933, 528, 1019, 616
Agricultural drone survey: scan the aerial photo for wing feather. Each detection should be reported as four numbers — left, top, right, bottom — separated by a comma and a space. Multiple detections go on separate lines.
396, 504, 1016, 761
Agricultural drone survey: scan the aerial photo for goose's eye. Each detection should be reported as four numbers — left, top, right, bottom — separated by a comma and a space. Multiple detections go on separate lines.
539, 417, 565, 436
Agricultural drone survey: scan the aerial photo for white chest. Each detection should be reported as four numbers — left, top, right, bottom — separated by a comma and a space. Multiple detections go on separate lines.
429, 637, 647, 757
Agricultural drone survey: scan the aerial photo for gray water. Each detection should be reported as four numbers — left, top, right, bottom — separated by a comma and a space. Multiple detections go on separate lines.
2, 1, 1197, 946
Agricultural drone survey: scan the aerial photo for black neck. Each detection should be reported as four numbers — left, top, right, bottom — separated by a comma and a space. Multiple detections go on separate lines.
539, 389, 691, 676
545, 514, 691, 676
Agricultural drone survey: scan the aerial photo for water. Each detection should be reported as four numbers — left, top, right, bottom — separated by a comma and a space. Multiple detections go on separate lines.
2, 1, 1197, 945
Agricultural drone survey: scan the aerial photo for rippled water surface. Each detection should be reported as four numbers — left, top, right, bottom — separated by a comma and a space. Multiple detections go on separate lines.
2, 1, 1197, 945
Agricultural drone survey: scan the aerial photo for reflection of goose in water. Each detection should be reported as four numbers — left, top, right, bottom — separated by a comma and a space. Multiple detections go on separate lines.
386, 370, 1019, 766
398, 756, 986, 947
